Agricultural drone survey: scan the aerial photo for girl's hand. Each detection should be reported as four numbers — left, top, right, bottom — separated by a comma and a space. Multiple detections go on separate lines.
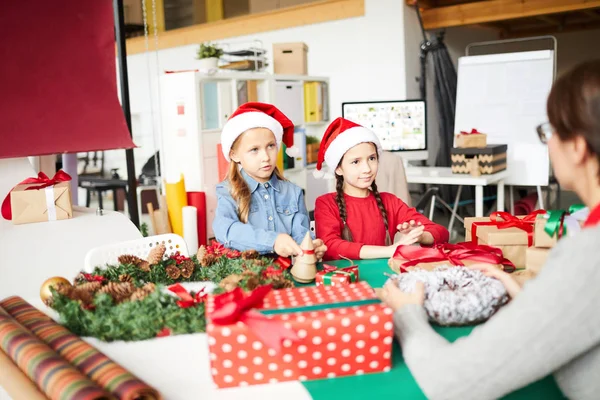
274, 234, 303, 257
381, 280, 425, 311
394, 224, 425, 246
468, 264, 522, 299
397, 220, 423, 235
312, 239, 327, 261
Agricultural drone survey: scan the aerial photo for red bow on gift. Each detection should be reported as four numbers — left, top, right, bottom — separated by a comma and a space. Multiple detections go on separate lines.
168, 283, 207, 308
1, 170, 72, 220
459, 129, 482, 135
471, 210, 546, 247
211, 285, 298, 352
393, 242, 515, 272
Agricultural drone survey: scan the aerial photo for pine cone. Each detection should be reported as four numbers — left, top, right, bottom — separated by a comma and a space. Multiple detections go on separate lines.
270, 275, 295, 290
56, 284, 74, 298
219, 274, 243, 292
119, 274, 133, 283
99, 282, 134, 302
253, 259, 266, 267
75, 281, 102, 293
200, 254, 217, 267
72, 288, 95, 306
129, 288, 149, 302
141, 282, 156, 294
166, 265, 181, 280
137, 260, 151, 272
241, 250, 259, 260
196, 245, 207, 261
147, 244, 166, 265
118, 254, 143, 266
246, 276, 260, 291
180, 259, 195, 279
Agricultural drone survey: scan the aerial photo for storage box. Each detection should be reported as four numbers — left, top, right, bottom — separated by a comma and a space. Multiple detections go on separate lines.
455, 132, 487, 148
451, 144, 507, 175
10, 181, 72, 225
273, 43, 308, 75
274, 81, 304, 125
206, 281, 393, 388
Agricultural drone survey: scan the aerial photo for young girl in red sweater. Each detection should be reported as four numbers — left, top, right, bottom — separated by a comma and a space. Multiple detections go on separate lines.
314, 118, 449, 260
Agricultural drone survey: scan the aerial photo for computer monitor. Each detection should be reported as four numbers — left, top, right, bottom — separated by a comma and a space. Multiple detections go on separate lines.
341, 100, 428, 161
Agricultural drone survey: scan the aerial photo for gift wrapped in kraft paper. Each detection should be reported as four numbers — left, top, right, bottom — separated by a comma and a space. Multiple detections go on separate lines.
388, 242, 515, 274
1, 171, 73, 225
533, 205, 589, 248
464, 211, 546, 269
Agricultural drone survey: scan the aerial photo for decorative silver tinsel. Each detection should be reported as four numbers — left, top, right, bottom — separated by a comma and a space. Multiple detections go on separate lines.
388, 266, 509, 326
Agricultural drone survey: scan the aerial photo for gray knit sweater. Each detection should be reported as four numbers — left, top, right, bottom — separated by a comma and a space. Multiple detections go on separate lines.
393, 225, 600, 400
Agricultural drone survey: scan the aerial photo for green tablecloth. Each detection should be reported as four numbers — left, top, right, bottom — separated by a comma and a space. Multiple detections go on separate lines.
300, 258, 565, 399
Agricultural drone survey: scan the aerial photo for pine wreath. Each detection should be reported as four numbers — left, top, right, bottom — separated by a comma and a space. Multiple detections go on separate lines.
48, 241, 294, 342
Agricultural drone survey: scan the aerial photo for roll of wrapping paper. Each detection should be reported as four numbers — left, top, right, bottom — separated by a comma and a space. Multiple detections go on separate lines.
187, 191, 207, 246
0, 349, 46, 400
165, 175, 188, 236
182, 206, 199, 254
0, 297, 161, 400
0, 305, 111, 400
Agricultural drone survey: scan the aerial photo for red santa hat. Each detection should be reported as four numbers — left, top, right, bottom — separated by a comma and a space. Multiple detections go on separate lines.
220, 102, 299, 162
313, 117, 382, 178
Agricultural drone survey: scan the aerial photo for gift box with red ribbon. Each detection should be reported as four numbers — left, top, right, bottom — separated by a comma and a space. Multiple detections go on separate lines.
464, 210, 546, 269
388, 242, 515, 274
205, 281, 393, 389
455, 128, 487, 148
315, 264, 359, 286
1, 171, 73, 225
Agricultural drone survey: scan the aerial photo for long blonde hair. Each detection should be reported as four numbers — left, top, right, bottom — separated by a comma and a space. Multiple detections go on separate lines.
227, 136, 285, 223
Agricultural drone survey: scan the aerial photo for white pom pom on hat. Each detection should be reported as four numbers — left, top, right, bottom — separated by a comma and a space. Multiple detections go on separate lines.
312, 117, 382, 179
220, 102, 299, 161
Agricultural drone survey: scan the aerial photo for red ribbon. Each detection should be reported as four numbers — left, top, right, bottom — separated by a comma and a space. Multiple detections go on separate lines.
274, 256, 292, 269
393, 242, 515, 272
210, 285, 299, 352
459, 129, 482, 135
1, 170, 72, 220
82, 273, 106, 283
303, 249, 315, 255
168, 283, 207, 308
471, 210, 546, 247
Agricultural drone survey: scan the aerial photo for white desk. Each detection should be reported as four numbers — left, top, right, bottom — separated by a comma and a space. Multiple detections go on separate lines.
405, 167, 508, 231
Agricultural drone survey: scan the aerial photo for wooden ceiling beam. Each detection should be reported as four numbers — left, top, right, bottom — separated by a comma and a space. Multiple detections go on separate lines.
500, 19, 600, 38
582, 9, 600, 20
405, 0, 437, 9
420, 0, 600, 30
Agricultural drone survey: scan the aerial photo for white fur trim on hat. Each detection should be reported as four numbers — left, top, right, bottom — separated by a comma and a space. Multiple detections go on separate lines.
323, 126, 382, 170
221, 112, 284, 161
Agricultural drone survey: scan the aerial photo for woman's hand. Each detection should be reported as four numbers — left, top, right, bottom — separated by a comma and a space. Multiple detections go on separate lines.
468, 264, 522, 299
312, 239, 327, 261
381, 280, 425, 311
274, 234, 303, 257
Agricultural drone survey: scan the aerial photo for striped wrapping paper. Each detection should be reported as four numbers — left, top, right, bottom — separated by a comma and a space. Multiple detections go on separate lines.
0, 305, 111, 400
0, 297, 161, 400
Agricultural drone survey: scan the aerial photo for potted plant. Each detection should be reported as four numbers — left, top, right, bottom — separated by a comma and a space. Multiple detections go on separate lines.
196, 43, 223, 70
306, 135, 320, 164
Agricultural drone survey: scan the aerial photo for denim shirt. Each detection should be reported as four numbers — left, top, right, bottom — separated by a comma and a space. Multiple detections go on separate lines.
213, 169, 313, 253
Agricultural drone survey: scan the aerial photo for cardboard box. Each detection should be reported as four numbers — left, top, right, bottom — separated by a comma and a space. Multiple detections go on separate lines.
206, 281, 393, 388
534, 216, 557, 248
316, 265, 359, 286
451, 144, 507, 175
478, 238, 526, 269
455, 133, 487, 148
526, 247, 550, 274
273, 42, 308, 75
10, 181, 72, 225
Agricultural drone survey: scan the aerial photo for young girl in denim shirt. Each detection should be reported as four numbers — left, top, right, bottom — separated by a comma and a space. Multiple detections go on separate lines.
213, 102, 327, 259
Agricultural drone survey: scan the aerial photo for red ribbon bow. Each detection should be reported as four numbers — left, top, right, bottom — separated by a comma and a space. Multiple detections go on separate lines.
471, 210, 546, 247
274, 256, 292, 269
459, 129, 482, 135
168, 283, 207, 308
82, 273, 106, 283
393, 242, 515, 272
1, 170, 72, 220
210, 285, 299, 352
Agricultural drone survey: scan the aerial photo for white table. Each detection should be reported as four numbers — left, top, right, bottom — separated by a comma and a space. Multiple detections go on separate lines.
405, 167, 508, 232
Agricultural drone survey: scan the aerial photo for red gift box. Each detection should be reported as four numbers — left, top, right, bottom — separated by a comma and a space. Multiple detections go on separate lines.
206, 281, 394, 388
316, 264, 359, 286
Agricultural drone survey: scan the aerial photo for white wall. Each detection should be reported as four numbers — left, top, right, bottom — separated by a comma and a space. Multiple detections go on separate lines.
108, 0, 414, 178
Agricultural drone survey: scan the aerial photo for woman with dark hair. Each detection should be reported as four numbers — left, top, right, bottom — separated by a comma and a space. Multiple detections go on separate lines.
381, 59, 600, 400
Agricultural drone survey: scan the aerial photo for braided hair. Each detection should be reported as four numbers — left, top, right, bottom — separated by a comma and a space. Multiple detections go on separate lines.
335, 146, 392, 245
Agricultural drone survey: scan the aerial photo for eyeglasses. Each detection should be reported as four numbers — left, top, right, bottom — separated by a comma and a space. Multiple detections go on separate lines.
536, 122, 553, 144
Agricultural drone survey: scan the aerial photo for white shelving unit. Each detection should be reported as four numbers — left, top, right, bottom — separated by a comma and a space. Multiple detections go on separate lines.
160, 70, 330, 239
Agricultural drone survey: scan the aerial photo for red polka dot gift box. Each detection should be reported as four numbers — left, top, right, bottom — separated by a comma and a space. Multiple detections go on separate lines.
205, 281, 394, 389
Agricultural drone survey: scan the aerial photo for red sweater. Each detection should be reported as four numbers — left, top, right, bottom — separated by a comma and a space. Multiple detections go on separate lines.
315, 192, 449, 260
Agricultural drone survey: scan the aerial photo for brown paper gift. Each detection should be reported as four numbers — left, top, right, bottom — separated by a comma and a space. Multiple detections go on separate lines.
10, 181, 72, 225
455, 132, 487, 148
534, 217, 556, 248
526, 247, 550, 274
478, 238, 526, 269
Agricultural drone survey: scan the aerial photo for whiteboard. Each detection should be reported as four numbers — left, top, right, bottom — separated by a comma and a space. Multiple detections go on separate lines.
454, 50, 554, 186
